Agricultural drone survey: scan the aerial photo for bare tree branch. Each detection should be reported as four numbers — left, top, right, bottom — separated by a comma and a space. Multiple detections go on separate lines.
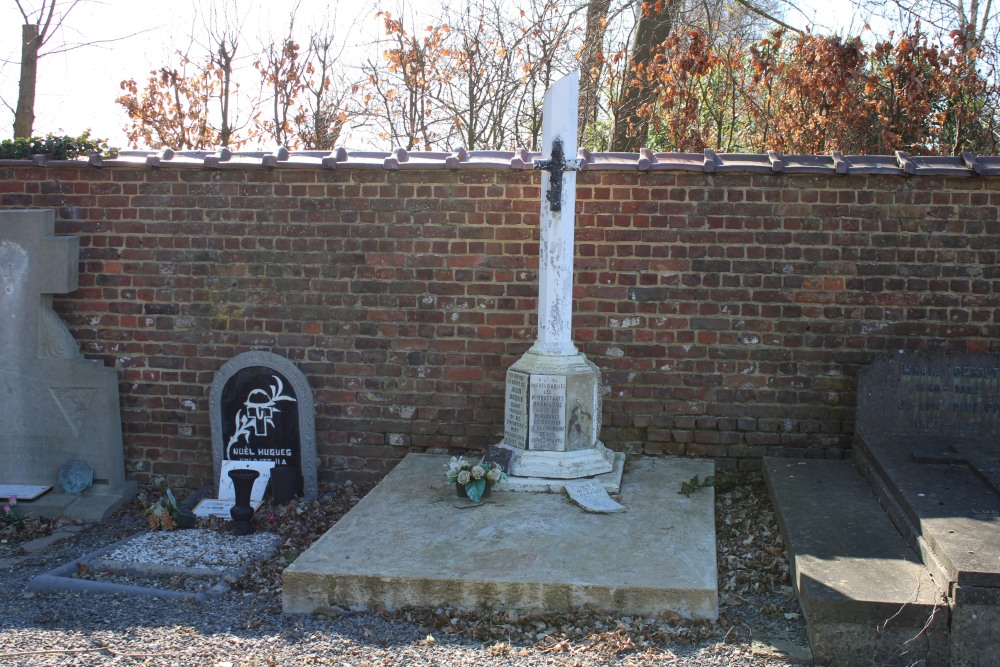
42, 28, 155, 56
732, 0, 805, 34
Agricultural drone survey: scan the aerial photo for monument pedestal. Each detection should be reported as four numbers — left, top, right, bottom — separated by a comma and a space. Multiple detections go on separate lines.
497, 347, 623, 492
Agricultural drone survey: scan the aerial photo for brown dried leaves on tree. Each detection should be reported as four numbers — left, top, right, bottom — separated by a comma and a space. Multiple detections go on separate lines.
634, 24, 998, 155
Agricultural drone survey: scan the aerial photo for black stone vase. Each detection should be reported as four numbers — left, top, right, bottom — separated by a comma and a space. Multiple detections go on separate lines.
229, 468, 260, 535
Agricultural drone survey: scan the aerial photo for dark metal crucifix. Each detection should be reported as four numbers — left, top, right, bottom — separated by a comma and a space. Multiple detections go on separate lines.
533, 137, 581, 212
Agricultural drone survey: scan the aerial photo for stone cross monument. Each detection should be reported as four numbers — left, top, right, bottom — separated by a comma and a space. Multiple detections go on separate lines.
0, 209, 134, 520
497, 72, 623, 489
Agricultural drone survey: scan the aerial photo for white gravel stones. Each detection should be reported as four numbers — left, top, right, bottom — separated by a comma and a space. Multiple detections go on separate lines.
99, 530, 280, 571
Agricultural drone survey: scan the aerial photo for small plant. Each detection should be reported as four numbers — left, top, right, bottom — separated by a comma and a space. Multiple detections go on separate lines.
679, 470, 740, 497
0, 496, 24, 533
146, 488, 181, 531
446, 456, 507, 503
0, 131, 113, 160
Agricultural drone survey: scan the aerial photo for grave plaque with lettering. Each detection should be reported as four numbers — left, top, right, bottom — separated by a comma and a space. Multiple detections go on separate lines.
857, 351, 1000, 442
504, 370, 529, 448
210, 352, 318, 500
530, 375, 567, 451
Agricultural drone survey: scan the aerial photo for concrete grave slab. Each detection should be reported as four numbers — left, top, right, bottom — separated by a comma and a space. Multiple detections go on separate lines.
210, 351, 317, 500
283, 453, 718, 620
768, 351, 1000, 667
765, 458, 948, 667
854, 351, 1000, 667
0, 209, 135, 521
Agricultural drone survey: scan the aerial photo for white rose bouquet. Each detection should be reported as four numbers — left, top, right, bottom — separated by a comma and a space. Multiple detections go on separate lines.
445, 456, 508, 503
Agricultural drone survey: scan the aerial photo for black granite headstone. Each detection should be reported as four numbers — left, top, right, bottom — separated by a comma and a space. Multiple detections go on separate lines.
210, 352, 317, 500
221, 367, 301, 469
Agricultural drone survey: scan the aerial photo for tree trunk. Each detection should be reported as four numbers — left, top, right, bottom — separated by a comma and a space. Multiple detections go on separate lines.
579, 0, 610, 144
610, 1, 675, 152
14, 24, 40, 139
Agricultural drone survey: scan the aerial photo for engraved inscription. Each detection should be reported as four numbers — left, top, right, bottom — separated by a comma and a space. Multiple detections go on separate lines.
898, 364, 1000, 436
565, 479, 626, 513
530, 375, 566, 451
504, 370, 529, 448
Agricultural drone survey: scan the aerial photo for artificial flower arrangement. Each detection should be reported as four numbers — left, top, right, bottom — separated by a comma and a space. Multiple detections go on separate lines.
146, 488, 197, 531
446, 456, 508, 503
1, 496, 24, 534
146, 488, 181, 531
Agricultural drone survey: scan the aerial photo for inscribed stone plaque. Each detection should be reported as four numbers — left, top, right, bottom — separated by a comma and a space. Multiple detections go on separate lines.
193, 498, 262, 518
218, 460, 273, 502
504, 370, 529, 448
210, 352, 318, 500
529, 375, 566, 451
565, 479, 626, 513
857, 351, 1000, 442
0, 485, 51, 501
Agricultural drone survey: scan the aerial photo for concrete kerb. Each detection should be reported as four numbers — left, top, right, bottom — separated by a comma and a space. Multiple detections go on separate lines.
25, 531, 283, 601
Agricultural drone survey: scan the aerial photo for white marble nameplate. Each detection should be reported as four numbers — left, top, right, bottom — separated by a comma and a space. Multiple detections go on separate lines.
193, 498, 263, 518
530, 374, 566, 451
505, 370, 529, 447
565, 479, 626, 513
218, 461, 273, 502
0, 484, 51, 501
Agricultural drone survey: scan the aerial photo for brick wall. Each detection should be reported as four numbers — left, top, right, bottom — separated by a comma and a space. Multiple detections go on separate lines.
2, 163, 998, 489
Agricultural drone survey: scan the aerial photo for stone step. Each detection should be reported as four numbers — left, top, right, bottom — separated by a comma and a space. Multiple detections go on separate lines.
763, 458, 950, 667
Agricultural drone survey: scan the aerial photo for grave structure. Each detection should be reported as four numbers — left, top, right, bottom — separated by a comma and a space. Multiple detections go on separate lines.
210, 351, 318, 500
766, 350, 1000, 667
283, 72, 718, 621
493, 70, 624, 492
0, 209, 135, 521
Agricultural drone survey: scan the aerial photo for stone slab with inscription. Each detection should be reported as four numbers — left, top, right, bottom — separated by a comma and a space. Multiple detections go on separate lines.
210, 351, 318, 500
0, 210, 136, 521
193, 498, 263, 518
854, 351, 1000, 667
565, 479, 626, 513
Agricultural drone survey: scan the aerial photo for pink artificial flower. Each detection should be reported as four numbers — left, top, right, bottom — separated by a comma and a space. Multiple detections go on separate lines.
2, 505, 9, 513
8, 496, 15, 505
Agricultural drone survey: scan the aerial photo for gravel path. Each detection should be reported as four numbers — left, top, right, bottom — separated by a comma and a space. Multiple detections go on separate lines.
0, 477, 814, 667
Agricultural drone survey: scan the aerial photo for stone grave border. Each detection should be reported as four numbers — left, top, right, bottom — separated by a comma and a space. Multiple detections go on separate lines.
25, 531, 283, 601
209, 351, 318, 500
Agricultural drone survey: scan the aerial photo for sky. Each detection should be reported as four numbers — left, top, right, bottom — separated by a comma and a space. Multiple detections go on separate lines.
0, 0, 868, 151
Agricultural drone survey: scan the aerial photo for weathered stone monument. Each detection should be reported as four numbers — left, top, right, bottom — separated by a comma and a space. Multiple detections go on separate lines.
0, 209, 135, 520
766, 350, 1000, 667
283, 72, 718, 621
210, 351, 318, 501
495, 71, 624, 490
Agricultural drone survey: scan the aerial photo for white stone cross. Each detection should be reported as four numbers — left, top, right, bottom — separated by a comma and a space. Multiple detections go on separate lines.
0, 210, 78, 363
494, 72, 622, 490
531, 71, 581, 357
